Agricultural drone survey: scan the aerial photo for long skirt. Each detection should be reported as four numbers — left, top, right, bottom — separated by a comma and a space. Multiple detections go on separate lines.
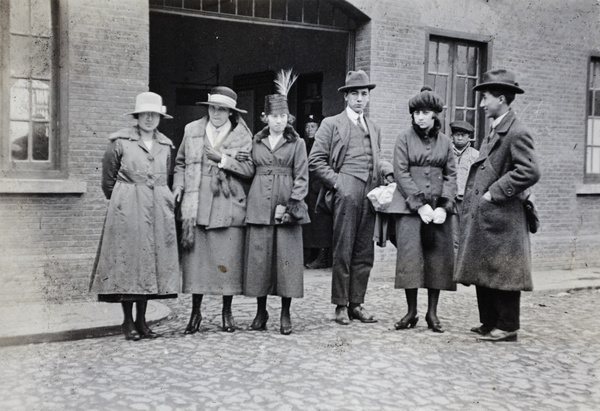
181, 226, 245, 295
244, 224, 304, 298
394, 214, 456, 291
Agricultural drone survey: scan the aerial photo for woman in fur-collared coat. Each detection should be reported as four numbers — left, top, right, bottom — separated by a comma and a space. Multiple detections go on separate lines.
391, 86, 457, 334
173, 87, 254, 334
244, 92, 309, 336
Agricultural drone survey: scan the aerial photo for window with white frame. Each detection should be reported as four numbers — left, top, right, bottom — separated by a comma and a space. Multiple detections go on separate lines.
426, 35, 487, 146
1, 0, 59, 178
587, 58, 600, 181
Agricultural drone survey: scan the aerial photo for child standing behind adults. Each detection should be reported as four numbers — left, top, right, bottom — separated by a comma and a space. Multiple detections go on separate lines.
90, 92, 180, 341
243, 71, 310, 335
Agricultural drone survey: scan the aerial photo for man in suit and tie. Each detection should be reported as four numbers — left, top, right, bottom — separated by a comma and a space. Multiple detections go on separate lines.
308, 70, 394, 325
454, 69, 541, 342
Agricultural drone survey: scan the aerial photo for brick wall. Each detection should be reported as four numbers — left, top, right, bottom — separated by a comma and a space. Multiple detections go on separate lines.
350, 0, 600, 268
0, 0, 150, 305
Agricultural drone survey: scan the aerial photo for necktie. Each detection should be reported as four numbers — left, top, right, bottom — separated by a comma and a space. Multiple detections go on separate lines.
358, 115, 367, 133
479, 126, 494, 157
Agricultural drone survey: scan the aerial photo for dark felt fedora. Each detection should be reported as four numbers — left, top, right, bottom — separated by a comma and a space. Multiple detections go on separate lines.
338, 70, 376, 92
473, 69, 524, 94
449, 120, 474, 134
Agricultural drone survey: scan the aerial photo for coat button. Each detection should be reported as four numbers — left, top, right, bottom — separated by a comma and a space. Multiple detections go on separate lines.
475, 189, 479, 195
148, 156, 154, 161
481, 165, 486, 170
426, 146, 431, 150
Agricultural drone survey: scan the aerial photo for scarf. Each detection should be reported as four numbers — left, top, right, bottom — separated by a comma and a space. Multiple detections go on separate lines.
180, 115, 252, 249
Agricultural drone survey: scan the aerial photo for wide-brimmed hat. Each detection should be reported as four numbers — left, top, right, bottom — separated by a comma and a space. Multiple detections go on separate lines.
409, 86, 444, 114
125, 92, 172, 119
473, 69, 524, 94
338, 70, 376, 92
449, 120, 474, 134
197, 86, 247, 113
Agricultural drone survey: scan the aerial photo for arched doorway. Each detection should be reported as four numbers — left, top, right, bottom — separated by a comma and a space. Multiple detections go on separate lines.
148, 0, 369, 148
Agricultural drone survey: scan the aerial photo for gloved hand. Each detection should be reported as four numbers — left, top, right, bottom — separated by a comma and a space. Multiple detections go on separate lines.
417, 204, 434, 224
432, 207, 447, 224
281, 213, 293, 224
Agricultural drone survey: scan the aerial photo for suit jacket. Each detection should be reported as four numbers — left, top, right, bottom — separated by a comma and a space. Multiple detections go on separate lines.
308, 111, 393, 212
454, 109, 541, 291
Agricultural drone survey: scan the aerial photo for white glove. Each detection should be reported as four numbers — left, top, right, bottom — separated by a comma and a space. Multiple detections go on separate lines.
417, 204, 434, 224
432, 207, 447, 224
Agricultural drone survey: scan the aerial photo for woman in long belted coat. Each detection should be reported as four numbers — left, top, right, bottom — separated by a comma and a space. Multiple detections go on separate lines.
244, 73, 310, 335
454, 69, 541, 342
172, 86, 254, 334
90, 92, 180, 341
392, 86, 457, 333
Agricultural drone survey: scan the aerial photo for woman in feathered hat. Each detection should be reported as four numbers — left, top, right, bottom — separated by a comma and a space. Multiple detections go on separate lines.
90, 92, 179, 341
243, 70, 310, 335
173, 86, 254, 334
391, 86, 457, 333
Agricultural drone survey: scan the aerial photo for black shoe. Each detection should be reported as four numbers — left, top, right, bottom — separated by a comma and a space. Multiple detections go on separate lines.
280, 314, 292, 335
121, 323, 141, 341
136, 322, 160, 339
249, 311, 269, 331
478, 328, 518, 342
184, 312, 202, 335
394, 314, 419, 330
335, 305, 350, 325
349, 306, 378, 323
425, 314, 444, 333
470, 325, 493, 336
222, 309, 235, 333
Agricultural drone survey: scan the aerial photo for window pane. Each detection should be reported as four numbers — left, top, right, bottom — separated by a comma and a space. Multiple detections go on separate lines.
220, 0, 236, 15
31, 37, 52, 79
587, 147, 600, 174
456, 77, 465, 107
32, 80, 50, 119
454, 109, 465, 122
303, 0, 319, 24
202, 0, 219, 12
593, 61, 600, 89
434, 75, 448, 103
288, 0, 302, 22
31, 121, 50, 161
10, 34, 31, 77
10, 79, 31, 120
318, 1, 333, 26
254, 0, 270, 18
271, 0, 286, 20
10, 121, 30, 161
429, 41, 438, 72
595, 90, 600, 118
164, 0, 183, 6
467, 78, 477, 107
237, 0, 253, 16
31, 0, 52, 37
466, 110, 475, 125
437, 42, 449, 74
588, 119, 600, 145
468, 47, 478, 76
10, 0, 30, 35
183, 0, 201, 10
457, 45, 467, 76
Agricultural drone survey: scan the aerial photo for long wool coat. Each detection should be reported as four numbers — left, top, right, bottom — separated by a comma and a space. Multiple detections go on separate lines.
90, 126, 180, 296
454, 109, 541, 291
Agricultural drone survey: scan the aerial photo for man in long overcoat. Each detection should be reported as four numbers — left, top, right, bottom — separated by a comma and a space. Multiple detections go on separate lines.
308, 70, 394, 325
455, 69, 541, 342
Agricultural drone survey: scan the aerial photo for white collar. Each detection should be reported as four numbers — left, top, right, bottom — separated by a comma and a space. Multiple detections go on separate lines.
206, 120, 232, 147
492, 111, 509, 129
268, 133, 284, 150
345, 106, 362, 124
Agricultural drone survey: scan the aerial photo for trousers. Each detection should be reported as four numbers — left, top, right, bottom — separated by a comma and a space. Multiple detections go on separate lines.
476, 285, 521, 332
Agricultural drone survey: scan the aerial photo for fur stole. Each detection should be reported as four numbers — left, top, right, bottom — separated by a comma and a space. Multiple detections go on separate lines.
180, 115, 252, 249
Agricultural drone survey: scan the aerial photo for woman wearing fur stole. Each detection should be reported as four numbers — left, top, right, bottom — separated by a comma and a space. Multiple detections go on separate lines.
173, 86, 254, 334
244, 70, 310, 335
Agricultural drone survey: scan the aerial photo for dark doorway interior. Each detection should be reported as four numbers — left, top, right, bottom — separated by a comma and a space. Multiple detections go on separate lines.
149, 12, 350, 149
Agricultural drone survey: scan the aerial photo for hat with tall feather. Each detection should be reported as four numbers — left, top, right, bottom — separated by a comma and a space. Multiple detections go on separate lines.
264, 69, 298, 116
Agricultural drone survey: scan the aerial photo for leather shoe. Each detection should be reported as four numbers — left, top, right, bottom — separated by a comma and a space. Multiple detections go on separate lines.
335, 306, 350, 325
425, 314, 444, 333
470, 325, 494, 336
184, 312, 202, 335
349, 306, 378, 323
249, 311, 269, 331
121, 323, 141, 341
136, 322, 160, 339
222, 310, 235, 333
478, 328, 518, 342
394, 314, 419, 330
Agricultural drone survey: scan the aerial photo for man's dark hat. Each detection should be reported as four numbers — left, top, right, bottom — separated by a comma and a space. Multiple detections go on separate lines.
449, 120, 474, 134
408, 85, 444, 114
473, 69, 524, 94
304, 113, 323, 125
338, 70, 376, 92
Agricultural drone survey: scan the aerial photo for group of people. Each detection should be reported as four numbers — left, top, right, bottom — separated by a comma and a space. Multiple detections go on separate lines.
91, 67, 540, 344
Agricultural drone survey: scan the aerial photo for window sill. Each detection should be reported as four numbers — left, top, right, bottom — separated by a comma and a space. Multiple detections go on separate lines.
0, 179, 87, 194
576, 184, 600, 195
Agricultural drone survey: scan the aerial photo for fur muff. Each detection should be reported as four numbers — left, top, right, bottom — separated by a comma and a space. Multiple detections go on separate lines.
286, 198, 308, 221
435, 196, 456, 214
406, 192, 426, 213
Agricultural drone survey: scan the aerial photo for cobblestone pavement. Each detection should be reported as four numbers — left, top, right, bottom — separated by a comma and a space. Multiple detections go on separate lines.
0, 270, 599, 411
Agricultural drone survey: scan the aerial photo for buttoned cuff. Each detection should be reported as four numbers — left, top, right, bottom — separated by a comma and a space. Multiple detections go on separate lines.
217, 155, 228, 169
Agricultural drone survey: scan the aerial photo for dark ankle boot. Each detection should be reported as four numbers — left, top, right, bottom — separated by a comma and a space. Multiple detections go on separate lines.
185, 294, 203, 334
222, 295, 235, 333
306, 248, 329, 269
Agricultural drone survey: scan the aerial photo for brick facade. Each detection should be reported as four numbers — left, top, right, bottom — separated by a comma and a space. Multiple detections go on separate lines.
0, 0, 598, 307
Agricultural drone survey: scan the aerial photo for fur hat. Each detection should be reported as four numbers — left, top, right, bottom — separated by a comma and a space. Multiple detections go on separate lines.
408, 86, 444, 114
